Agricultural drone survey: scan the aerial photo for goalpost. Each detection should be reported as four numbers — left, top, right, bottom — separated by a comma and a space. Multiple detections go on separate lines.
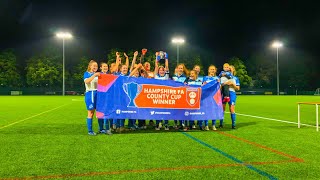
315, 88, 320, 95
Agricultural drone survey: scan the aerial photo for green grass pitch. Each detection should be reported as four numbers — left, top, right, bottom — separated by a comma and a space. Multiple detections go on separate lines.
0, 95, 320, 179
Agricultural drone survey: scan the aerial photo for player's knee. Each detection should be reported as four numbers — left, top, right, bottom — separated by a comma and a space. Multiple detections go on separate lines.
87, 111, 94, 118
230, 105, 235, 113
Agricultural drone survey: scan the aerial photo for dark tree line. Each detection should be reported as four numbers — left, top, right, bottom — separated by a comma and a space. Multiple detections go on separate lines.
2, 46, 317, 91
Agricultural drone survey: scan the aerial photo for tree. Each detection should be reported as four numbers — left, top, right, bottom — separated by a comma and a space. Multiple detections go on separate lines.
0, 49, 21, 87
106, 48, 122, 65
228, 57, 252, 88
193, 55, 205, 76
73, 56, 90, 88
171, 46, 204, 75
25, 51, 62, 87
248, 52, 276, 88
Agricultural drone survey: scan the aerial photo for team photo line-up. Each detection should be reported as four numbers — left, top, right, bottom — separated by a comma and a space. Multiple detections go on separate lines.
84, 50, 240, 135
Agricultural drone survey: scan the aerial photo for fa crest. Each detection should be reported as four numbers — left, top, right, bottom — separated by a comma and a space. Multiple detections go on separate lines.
186, 88, 200, 106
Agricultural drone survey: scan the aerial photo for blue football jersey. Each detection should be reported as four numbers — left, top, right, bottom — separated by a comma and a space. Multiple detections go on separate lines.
83, 72, 98, 92
196, 76, 204, 82
203, 76, 219, 83
219, 71, 233, 79
229, 76, 240, 92
172, 74, 187, 83
155, 71, 170, 80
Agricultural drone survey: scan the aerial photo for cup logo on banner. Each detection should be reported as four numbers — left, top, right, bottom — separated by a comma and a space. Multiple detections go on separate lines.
123, 82, 142, 107
186, 88, 200, 106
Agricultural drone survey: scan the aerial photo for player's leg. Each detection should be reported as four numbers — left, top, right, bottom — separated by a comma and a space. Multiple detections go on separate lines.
98, 118, 105, 133
229, 92, 237, 129
198, 120, 204, 130
174, 120, 178, 128
85, 91, 96, 135
189, 120, 194, 129
212, 120, 217, 131
164, 120, 169, 130
155, 120, 161, 130
220, 103, 226, 128
86, 110, 96, 135
222, 85, 230, 102
104, 118, 112, 135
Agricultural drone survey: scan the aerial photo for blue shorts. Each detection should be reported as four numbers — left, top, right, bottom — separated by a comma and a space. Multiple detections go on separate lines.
85, 90, 97, 110
223, 91, 236, 106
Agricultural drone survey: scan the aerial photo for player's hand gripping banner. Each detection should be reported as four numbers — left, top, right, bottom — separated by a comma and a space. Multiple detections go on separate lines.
96, 74, 223, 120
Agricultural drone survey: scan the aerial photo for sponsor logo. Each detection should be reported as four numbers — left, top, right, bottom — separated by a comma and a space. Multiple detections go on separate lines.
184, 111, 205, 116
121, 110, 137, 114
155, 112, 171, 115
116, 109, 137, 114
150, 111, 171, 115
189, 112, 205, 115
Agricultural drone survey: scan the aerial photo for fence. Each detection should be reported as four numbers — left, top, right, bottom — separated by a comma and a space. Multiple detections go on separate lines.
0, 87, 316, 96
0, 87, 85, 95
239, 88, 315, 95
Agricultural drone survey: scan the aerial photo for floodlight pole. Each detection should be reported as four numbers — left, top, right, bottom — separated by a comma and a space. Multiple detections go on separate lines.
56, 32, 72, 96
271, 41, 282, 96
177, 44, 179, 66
276, 47, 279, 96
62, 38, 65, 96
172, 38, 185, 66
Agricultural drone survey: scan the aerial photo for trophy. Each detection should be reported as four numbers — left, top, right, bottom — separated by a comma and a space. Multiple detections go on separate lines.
122, 82, 142, 107
157, 51, 167, 64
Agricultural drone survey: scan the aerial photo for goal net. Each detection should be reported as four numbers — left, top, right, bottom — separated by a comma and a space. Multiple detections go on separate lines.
315, 88, 320, 95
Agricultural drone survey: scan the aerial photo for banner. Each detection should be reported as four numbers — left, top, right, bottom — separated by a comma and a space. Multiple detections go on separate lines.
96, 74, 223, 120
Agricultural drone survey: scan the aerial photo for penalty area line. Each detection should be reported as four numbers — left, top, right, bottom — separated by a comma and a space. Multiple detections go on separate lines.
226, 112, 316, 127
0, 103, 71, 130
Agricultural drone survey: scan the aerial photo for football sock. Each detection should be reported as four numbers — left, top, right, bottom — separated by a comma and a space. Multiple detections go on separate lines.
86, 118, 93, 132
231, 113, 236, 127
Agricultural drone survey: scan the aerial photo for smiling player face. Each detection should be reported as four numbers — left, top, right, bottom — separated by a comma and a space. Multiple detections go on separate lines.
194, 66, 200, 74
177, 65, 184, 75
121, 65, 128, 75
100, 63, 108, 73
144, 62, 150, 71
90, 63, 98, 72
189, 71, 196, 80
208, 66, 216, 76
159, 66, 165, 76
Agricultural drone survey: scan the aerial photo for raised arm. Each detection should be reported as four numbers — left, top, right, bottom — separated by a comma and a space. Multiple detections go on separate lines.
113, 52, 121, 73
164, 52, 169, 71
154, 52, 160, 75
130, 51, 138, 73
124, 52, 129, 68
129, 63, 142, 77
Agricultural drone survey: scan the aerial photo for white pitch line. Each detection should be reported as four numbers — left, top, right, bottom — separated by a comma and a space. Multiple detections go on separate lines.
230, 112, 316, 127
0, 103, 71, 130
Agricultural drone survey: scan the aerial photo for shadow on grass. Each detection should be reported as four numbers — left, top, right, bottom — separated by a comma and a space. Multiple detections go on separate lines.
0, 124, 224, 135
0, 121, 258, 135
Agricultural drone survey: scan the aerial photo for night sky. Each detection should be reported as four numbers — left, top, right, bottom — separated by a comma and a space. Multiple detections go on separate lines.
1, 0, 320, 67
